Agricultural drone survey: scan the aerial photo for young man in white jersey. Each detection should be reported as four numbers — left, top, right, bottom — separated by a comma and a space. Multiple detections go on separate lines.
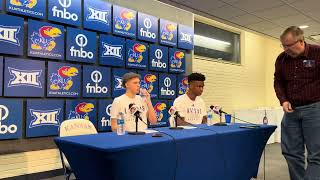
110, 72, 157, 132
173, 73, 207, 125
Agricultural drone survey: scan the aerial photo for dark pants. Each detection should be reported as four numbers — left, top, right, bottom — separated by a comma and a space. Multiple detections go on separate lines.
281, 102, 320, 180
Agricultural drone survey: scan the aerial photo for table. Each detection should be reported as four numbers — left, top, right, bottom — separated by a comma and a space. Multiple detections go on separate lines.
54, 124, 276, 180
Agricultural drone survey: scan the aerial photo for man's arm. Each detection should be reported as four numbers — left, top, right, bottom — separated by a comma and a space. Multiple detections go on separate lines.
201, 116, 207, 124
176, 116, 190, 126
111, 118, 117, 132
274, 55, 288, 105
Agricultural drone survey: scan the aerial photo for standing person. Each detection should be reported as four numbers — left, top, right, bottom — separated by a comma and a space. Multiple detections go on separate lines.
274, 26, 320, 180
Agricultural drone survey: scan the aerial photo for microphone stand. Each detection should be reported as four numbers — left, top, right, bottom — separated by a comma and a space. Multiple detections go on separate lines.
214, 111, 227, 126
169, 113, 184, 130
128, 113, 146, 135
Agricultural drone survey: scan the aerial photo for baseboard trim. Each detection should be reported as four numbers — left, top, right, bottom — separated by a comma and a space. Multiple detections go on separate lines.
2, 169, 64, 180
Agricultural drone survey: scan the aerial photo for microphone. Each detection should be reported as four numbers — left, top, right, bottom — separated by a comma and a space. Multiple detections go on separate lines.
209, 105, 260, 128
168, 106, 184, 130
128, 103, 146, 135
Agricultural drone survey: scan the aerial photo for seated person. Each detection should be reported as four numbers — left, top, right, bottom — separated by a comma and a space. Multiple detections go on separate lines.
173, 73, 207, 126
110, 72, 157, 132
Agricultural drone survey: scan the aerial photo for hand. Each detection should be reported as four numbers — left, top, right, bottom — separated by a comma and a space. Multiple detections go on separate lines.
282, 101, 294, 113
140, 88, 151, 103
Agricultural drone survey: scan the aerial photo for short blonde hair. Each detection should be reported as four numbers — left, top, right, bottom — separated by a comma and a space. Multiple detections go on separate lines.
280, 26, 304, 41
122, 72, 141, 88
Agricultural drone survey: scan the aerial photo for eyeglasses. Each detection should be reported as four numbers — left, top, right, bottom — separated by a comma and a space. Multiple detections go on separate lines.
280, 40, 300, 49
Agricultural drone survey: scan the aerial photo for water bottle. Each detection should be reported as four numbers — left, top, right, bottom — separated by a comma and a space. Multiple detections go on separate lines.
263, 110, 268, 125
207, 109, 213, 126
169, 116, 176, 128
117, 112, 125, 135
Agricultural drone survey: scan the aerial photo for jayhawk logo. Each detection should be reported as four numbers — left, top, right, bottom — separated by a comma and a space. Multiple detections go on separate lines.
154, 103, 167, 121
10, 0, 37, 8
68, 102, 94, 120
161, 23, 176, 41
170, 51, 184, 68
179, 77, 188, 95
31, 26, 62, 51
115, 10, 134, 31
128, 43, 146, 63
49, 66, 78, 91
141, 74, 157, 93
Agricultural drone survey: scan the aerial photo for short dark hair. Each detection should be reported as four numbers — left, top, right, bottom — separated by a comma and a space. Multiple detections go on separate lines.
187, 72, 205, 83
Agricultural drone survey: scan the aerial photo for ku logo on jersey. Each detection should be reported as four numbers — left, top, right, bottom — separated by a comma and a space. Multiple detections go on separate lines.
0, 25, 21, 46
115, 10, 134, 31
86, 6, 109, 25
29, 109, 60, 128
31, 26, 62, 52
179, 77, 188, 95
68, 102, 94, 120
102, 43, 123, 59
154, 103, 167, 121
141, 74, 156, 93
49, 66, 78, 91
161, 23, 176, 41
170, 51, 184, 68
128, 43, 146, 63
10, 0, 37, 8
8, 67, 42, 88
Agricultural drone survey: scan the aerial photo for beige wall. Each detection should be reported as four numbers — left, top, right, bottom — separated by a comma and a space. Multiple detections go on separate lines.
193, 15, 283, 113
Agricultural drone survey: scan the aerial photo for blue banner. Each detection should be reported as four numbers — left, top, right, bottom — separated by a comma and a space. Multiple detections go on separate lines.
83, 65, 111, 98
0, 57, 2, 96
159, 73, 177, 99
99, 34, 125, 67
0, 99, 23, 140
6, 0, 46, 19
178, 24, 194, 50
177, 75, 188, 96
113, 5, 136, 38
48, 0, 81, 26
126, 39, 148, 70
66, 99, 97, 128
84, 0, 111, 33
149, 45, 168, 72
47, 61, 81, 97
159, 19, 177, 47
0, 14, 24, 55
28, 20, 65, 60
139, 71, 158, 99
137, 12, 158, 43
26, 99, 64, 138
66, 27, 96, 63
98, 99, 112, 132
112, 68, 130, 98
4, 58, 45, 97
150, 100, 169, 127
0, 0, 3, 10
169, 48, 186, 74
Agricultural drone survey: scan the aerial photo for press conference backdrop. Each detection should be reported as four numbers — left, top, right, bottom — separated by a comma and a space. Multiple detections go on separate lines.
0, 0, 194, 140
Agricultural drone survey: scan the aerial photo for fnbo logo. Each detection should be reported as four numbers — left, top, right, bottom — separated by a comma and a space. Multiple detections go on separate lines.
161, 77, 175, 96
70, 34, 93, 59
52, 0, 78, 21
0, 105, 17, 134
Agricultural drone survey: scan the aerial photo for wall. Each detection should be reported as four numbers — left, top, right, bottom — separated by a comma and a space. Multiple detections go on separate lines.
192, 15, 283, 114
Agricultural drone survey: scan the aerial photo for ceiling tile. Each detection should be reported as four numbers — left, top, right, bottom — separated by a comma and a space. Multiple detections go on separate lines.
232, 0, 284, 13
183, 0, 226, 11
229, 13, 263, 26
208, 4, 247, 19
253, 5, 299, 20
271, 14, 313, 27
247, 21, 279, 31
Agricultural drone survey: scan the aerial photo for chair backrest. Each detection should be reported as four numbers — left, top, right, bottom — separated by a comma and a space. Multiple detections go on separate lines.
59, 119, 98, 137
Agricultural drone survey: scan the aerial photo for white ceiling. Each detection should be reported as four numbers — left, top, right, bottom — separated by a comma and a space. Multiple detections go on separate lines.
160, 0, 320, 43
